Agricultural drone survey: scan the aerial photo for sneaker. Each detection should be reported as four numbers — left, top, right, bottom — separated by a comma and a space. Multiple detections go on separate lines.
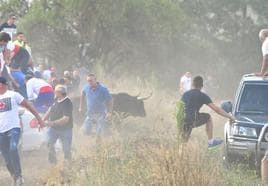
208, 139, 223, 148
14, 176, 24, 186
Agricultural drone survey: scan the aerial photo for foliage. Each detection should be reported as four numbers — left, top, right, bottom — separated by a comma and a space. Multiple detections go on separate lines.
0, 0, 268, 95
7, 0, 185, 74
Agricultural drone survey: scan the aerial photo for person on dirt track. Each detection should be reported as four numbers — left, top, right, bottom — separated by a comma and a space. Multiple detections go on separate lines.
79, 73, 113, 137
181, 76, 235, 148
43, 85, 73, 164
0, 77, 43, 186
179, 71, 192, 95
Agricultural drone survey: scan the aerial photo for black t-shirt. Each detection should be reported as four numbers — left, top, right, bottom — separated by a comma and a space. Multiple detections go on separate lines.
10, 47, 30, 74
181, 89, 212, 121
49, 97, 73, 130
0, 23, 16, 40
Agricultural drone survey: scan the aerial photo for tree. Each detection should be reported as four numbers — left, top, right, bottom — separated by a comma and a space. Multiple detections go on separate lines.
17, 0, 186, 75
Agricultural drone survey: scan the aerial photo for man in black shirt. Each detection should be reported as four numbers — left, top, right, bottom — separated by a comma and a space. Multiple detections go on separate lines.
43, 85, 73, 164
181, 76, 235, 148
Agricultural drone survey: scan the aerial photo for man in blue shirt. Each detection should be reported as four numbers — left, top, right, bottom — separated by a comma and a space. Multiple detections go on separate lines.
79, 73, 113, 136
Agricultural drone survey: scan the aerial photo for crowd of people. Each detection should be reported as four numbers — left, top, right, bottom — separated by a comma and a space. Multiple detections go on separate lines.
0, 14, 114, 186
1, 13, 268, 185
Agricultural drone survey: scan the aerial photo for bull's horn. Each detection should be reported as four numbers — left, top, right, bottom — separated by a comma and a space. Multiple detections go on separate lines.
137, 92, 153, 100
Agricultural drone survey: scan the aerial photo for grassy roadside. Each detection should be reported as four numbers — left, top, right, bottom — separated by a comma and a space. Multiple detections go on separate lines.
43, 107, 260, 186
41, 86, 260, 186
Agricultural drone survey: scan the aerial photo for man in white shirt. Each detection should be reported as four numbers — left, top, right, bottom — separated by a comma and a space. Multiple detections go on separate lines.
257, 29, 268, 76
179, 72, 192, 95
0, 77, 43, 185
25, 74, 54, 113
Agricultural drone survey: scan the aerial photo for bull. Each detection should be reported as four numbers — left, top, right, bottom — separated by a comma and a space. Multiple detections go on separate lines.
111, 92, 152, 118
70, 92, 152, 125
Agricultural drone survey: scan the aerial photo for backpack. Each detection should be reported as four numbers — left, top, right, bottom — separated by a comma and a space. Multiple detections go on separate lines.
175, 100, 185, 130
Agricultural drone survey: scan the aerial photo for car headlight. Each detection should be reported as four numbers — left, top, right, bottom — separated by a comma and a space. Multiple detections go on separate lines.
230, 125, 257, 138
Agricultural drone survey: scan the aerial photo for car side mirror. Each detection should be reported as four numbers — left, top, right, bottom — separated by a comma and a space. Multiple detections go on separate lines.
221, 101, 233, 113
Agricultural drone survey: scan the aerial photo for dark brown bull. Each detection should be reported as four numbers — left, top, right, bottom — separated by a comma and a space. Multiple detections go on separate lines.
111, 92, 152, 118
70, 92, 152, 125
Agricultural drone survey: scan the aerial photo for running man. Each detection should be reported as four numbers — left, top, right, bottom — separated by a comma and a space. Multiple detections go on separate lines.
181, 76, 235, 147
79, 74, 113, 136
0, 77, 43, 185
43, 85, 73, 164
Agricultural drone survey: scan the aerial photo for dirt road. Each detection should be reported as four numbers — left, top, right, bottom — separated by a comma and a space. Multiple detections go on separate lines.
0, 150, 49, 186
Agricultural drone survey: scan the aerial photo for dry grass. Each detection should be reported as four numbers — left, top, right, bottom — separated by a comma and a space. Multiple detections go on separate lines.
43, 134, 226, 186
43, 77, 260, 186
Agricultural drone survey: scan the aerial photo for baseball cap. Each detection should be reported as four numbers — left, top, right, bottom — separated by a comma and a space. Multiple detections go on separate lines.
0, 77, 8, 85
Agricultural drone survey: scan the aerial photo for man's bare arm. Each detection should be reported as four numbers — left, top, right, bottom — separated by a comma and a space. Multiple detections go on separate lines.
179, 82, 184, 95
260, 55, 268, 76
3, 49, 11, 65
43, 107, 51, 121
51, 116, 70, 126
20, 99, 44, 125
207, 103, 235, 121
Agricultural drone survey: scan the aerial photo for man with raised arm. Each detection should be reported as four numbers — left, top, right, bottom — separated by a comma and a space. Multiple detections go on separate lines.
181, 76, 235, 147
0, 77, 43, 185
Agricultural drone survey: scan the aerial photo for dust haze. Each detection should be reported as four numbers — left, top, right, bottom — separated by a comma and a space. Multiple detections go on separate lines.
0, 0, 265, 185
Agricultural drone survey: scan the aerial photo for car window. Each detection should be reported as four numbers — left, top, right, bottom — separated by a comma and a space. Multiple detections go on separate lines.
238, 84, 268, 114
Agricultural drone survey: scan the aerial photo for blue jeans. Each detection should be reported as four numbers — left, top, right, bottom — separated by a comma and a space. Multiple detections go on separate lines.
83, 113, 106, 136
47, 127, 72, 164
0, 128, 21, 179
